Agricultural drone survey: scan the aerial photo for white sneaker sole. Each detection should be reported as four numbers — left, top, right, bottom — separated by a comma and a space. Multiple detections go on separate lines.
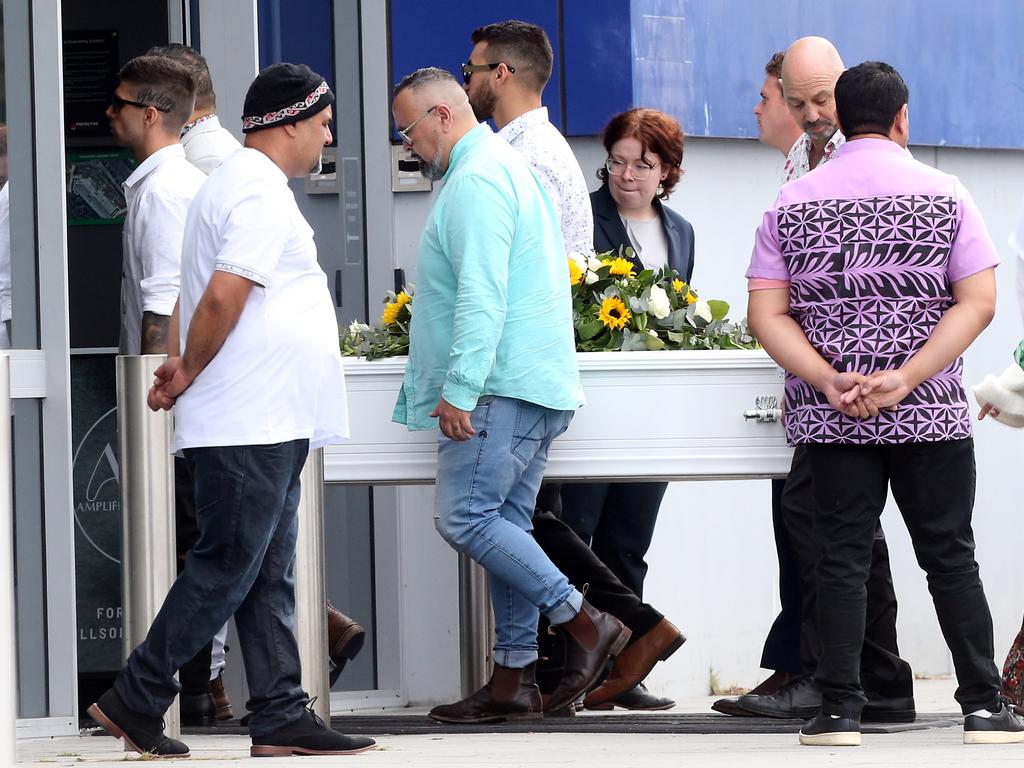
799, 731, 862, 746
964, 730, 1024, 744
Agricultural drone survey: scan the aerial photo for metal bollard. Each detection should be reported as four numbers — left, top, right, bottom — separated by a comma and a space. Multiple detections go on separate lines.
294, 448, 329, 721
458, 554, 494, 697
0, 355, 15, 763
115, 355, 179, 738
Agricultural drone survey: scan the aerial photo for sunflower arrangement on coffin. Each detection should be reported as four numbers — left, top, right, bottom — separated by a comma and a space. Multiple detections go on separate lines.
567, 249, 756, 351
340, 249, 756, 359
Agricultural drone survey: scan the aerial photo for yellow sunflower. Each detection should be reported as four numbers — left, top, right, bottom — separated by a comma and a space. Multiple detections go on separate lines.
685, 290, 698, 305
381, 301, 401, 325
597, 296, 632, 330
567, 257, 583, 286
602, 257, 636, 278
672, 278, 685, 293
394, 291, 412, 308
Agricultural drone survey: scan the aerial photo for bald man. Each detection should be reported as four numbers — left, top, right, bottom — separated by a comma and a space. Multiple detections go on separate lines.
391, 67, 631, 724
735, 37, 916, 725
780, 36, 846, 181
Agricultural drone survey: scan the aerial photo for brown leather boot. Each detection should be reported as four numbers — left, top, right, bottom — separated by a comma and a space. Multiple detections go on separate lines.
544, 600, 632, 714
326, 602, 366, 668
583, 618, 685, 708
209, 670, 234, 721
428, 663, 543, 724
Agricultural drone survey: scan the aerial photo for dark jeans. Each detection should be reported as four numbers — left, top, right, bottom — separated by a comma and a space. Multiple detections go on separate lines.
559, 481, 667, 598
806, 438, 1000, 717
173, 456, 214, 696
783, 445, 912, 698
115, 440, 311, 737
532, 485, 664, 693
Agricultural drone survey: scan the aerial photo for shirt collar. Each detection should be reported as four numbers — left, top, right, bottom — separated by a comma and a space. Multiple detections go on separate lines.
498, 107, 548, 145
181, 113, 219, 139
123, 143, 186, 189
832, 136, 908, 159
443, 122, 491, 181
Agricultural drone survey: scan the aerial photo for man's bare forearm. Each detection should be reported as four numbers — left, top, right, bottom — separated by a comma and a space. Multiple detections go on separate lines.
140, 312, 171, 354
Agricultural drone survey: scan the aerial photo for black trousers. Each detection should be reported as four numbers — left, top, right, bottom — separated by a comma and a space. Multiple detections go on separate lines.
806, 438, 999, 717
783, 445, 912, 698
532, 485, 664, 693
558, 481, 667, 599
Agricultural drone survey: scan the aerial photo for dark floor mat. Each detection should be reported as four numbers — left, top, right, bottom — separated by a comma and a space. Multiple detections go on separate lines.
163, 712, 963, 737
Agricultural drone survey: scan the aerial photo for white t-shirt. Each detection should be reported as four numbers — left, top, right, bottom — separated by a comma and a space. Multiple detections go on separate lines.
181, 115, 242, 175
499, 107, 594, 257
172, 147, 348, 451
120, 144, 206, 355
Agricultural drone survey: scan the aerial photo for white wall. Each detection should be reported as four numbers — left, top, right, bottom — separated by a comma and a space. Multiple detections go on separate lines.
389, 135, 1024, 703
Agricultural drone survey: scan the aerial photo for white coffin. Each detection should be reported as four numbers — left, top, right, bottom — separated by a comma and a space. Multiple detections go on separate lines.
325, 350, 793, 484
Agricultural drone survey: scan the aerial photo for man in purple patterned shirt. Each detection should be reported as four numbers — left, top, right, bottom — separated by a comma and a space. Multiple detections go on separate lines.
748, 61, 1024, 747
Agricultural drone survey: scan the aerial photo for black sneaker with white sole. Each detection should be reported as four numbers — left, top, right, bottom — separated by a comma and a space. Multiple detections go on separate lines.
964, 698, 1024, 744
798, 712, 861, 747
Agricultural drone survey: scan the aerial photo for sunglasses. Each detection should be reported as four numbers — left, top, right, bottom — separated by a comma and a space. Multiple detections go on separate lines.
461, 61, 515, 85
110, 93, 171, 113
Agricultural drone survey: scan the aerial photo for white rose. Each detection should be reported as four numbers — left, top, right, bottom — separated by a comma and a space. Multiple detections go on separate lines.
694, 299, 713, 323
569, 250, 588, 273
647, 285, 671, 319
587, 255, 604, 272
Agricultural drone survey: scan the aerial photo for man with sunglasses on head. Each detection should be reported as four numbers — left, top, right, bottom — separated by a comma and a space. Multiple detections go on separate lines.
463, 19, 684, 714
392, 66, 632, 724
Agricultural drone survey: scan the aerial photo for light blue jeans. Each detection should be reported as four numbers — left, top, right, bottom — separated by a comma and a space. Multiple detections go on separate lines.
434, 395, 582, 668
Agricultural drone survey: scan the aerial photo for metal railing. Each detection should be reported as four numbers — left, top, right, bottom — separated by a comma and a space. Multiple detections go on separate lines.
1, 354, 15, 764
116, 355, 180, 738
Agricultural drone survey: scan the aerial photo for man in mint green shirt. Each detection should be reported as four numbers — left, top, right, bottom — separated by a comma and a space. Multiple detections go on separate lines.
392, 68, 629, 724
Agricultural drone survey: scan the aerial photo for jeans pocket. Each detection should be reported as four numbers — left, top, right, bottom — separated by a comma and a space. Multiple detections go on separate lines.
511, 401, 546, 466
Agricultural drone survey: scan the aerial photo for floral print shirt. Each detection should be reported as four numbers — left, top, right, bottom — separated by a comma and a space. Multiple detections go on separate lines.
782, 130, 846, 183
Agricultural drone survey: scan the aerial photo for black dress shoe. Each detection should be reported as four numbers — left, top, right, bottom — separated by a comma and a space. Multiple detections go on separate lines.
711, 697, 759, 717
586, 683, 674, 711
862, 694, 916, 723
799, 712, 861, 746
250, 705, 377, 757
87, 688, 190, 757
180, 691, 217, 726
738, 675, 820, 719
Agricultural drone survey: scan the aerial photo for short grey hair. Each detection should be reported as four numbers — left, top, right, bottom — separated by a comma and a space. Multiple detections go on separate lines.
393, 67, 459, 97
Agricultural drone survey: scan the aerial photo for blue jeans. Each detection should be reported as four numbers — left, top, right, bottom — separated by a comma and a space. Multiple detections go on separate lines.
434, 396, 582, 668
115, 440, 310, 737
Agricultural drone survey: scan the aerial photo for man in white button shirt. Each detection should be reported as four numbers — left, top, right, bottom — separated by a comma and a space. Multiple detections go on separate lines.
104, 54, 226, 729
109, 55, 206, 356
88, 63, 376, 759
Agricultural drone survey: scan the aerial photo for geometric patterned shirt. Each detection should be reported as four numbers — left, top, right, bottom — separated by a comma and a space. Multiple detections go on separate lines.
747, 138, 999, 444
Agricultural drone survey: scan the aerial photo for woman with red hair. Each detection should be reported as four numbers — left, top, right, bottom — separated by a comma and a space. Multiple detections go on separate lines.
560, 108, 694, 712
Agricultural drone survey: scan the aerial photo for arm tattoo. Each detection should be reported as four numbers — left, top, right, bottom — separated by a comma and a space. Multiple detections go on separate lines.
141, 312, 171, 354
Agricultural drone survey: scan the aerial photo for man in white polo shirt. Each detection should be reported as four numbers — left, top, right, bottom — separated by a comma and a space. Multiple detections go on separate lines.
88, 63, 376, 759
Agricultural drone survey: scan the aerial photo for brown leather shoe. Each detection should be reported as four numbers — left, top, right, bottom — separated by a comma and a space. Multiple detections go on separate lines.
209, 670, 234, 721
544, 600, 632, 714
326, 602, 366, 667
428, 663, 543, 724
582, 618, 684, 708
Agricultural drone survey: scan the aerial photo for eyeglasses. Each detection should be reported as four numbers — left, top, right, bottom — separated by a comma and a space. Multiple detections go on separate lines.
605, 158, 659, 180
111, 93, 171, 113
397, 104, 439, 145
461, 61, 515, 85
